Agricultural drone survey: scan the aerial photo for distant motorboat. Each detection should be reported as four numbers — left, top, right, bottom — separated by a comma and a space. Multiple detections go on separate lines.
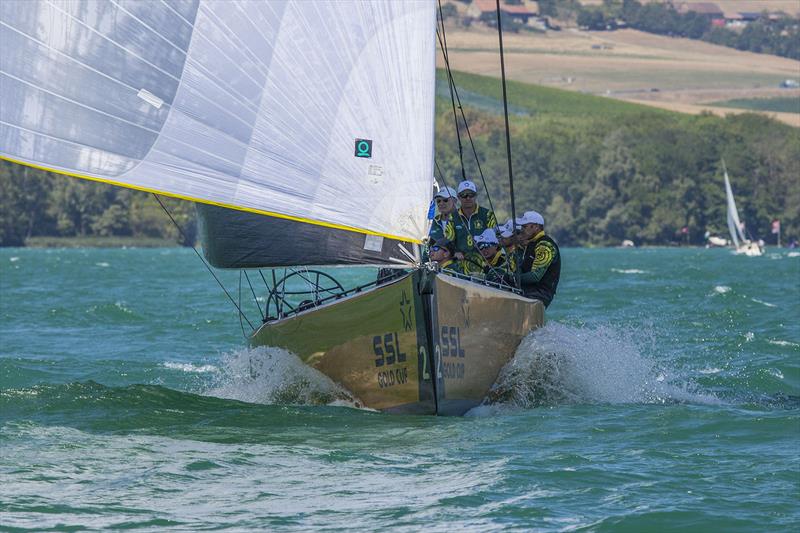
620, 239, 635, 248
723, 162, 763, 257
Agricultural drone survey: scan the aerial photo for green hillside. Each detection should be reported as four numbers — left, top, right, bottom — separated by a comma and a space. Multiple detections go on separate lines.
438, 69, 675, 120
710, 97, 800, 114
434, 70, 799, 246
1, 71, 798, 247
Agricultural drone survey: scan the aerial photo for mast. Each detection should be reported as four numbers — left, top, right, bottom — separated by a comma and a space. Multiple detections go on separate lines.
495, 0, 519, 281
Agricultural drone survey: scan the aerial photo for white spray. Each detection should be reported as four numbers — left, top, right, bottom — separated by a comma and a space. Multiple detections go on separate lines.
205, 346, 362, 408
484, 322, 718, 409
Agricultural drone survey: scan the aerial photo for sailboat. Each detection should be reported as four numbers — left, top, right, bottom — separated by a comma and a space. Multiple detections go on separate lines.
722, 163, 763, 257
0, 0, 544, 415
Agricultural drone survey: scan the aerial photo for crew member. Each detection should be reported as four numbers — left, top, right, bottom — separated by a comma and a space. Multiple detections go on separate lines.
429, 238, 481, 276
453, 180, 497, 261
428, 186, 458, 244
428, 238, 458, 271
496, 219, 520, 272
516, 211, 561, 307
474, 229, 511, 285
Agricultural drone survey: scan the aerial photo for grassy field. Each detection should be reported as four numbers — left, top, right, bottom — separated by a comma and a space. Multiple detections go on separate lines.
438, 69, 674, 120
709, 96, 800, 113
437, 22, 800, 126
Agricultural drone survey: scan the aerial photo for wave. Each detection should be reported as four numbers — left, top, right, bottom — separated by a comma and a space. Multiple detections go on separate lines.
611, 268, 647, 274
84, 301, 142, 322
162, 362, 219, 374
203, 346, 362, 409
768, 340, 799, 348
477, 322, 720, 412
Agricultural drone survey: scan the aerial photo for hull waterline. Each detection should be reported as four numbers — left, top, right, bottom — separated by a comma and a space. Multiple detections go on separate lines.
250, 269, 544, 415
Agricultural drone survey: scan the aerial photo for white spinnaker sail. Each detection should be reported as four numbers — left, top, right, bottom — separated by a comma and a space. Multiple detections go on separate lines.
723, 170, 746, 249
0, 0, 436, 243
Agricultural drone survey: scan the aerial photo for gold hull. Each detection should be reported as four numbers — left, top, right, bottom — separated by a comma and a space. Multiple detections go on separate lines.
250, 269, 544, 415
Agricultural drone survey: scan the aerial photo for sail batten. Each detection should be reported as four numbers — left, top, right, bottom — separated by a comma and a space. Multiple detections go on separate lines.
1, 0, 437, 255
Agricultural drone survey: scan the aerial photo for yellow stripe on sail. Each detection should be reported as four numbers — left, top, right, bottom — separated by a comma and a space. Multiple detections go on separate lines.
0, 155, 423, 244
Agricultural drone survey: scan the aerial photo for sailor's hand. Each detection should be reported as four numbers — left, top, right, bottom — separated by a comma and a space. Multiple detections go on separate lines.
454, 252, 465, 260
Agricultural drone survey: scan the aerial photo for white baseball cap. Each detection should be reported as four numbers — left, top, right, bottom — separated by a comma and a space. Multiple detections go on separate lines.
457, 180, 477, 195
434, 186, 457, 199
496, 219, 517, 238
474, 228, 499, 247
516, 210, 544, 226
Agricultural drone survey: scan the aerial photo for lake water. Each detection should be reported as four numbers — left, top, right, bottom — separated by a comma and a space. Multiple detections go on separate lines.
1, 247, 798, 531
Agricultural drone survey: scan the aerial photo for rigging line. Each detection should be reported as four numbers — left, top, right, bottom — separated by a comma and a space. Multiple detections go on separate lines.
434, 28, 498, 234
238, 272, 247, 339
437, 0, 466, 182
244, 270, 264, 321
258, 270, 271, 318
151, 193, 255, 331
495, 0, 520, 287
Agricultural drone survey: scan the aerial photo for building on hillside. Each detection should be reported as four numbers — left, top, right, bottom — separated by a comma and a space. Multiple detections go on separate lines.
724, 11, 746, 29
676, 2, 724, 19
725, 10, 791, 28
469, 0, 538, 26
738, 12, 764, 22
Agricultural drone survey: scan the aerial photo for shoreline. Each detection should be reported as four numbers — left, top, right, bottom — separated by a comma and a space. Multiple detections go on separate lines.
20, 236, 189, 248
1, 238, 791, 250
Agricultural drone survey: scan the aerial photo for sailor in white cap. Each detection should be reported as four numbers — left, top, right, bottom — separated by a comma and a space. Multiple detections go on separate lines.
453, 179, 497, 262
474, 228, 512, 284
494, 218, 521, 271
515, 210, 561, 308
516, 210, 545, 242
428, 186, 458, 245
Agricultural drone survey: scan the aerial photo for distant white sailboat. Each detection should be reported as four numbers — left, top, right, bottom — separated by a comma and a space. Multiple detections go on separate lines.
723, 162, 763, 257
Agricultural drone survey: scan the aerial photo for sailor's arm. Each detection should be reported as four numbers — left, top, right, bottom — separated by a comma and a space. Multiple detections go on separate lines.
487, 210, 497, 228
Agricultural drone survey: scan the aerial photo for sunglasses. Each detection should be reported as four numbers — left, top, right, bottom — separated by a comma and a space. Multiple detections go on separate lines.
435, 197, 452, 203
430, 245, 443, 252
477, 243, 495, 250
458, 192, 476, 199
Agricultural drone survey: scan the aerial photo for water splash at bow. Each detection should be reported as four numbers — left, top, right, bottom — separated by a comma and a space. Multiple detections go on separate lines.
482, 322, 719, 410
204, 346, 362, 408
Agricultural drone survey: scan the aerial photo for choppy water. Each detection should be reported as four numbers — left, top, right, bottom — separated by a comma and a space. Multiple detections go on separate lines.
1, 247, 798, 531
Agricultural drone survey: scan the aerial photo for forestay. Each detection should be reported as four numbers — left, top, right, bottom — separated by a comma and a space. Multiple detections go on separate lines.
0, 0, 437, 251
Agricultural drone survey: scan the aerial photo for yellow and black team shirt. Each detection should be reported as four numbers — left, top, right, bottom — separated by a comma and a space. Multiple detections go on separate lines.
428, 212, 456, 243
483, 251, 510, 284
502, 245, 519, 273
453, 204, 498, 256
519, 231, 561, 306
439, 257, 484, 277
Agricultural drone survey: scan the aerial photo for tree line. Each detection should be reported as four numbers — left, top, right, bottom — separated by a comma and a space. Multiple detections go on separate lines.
1, 90, 798, 248
433, 102, 799, 247
0, 163, 196, 247
540, 0, 800, 60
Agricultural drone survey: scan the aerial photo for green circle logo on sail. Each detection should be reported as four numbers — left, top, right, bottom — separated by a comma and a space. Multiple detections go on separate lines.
355, 139, 373, 158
